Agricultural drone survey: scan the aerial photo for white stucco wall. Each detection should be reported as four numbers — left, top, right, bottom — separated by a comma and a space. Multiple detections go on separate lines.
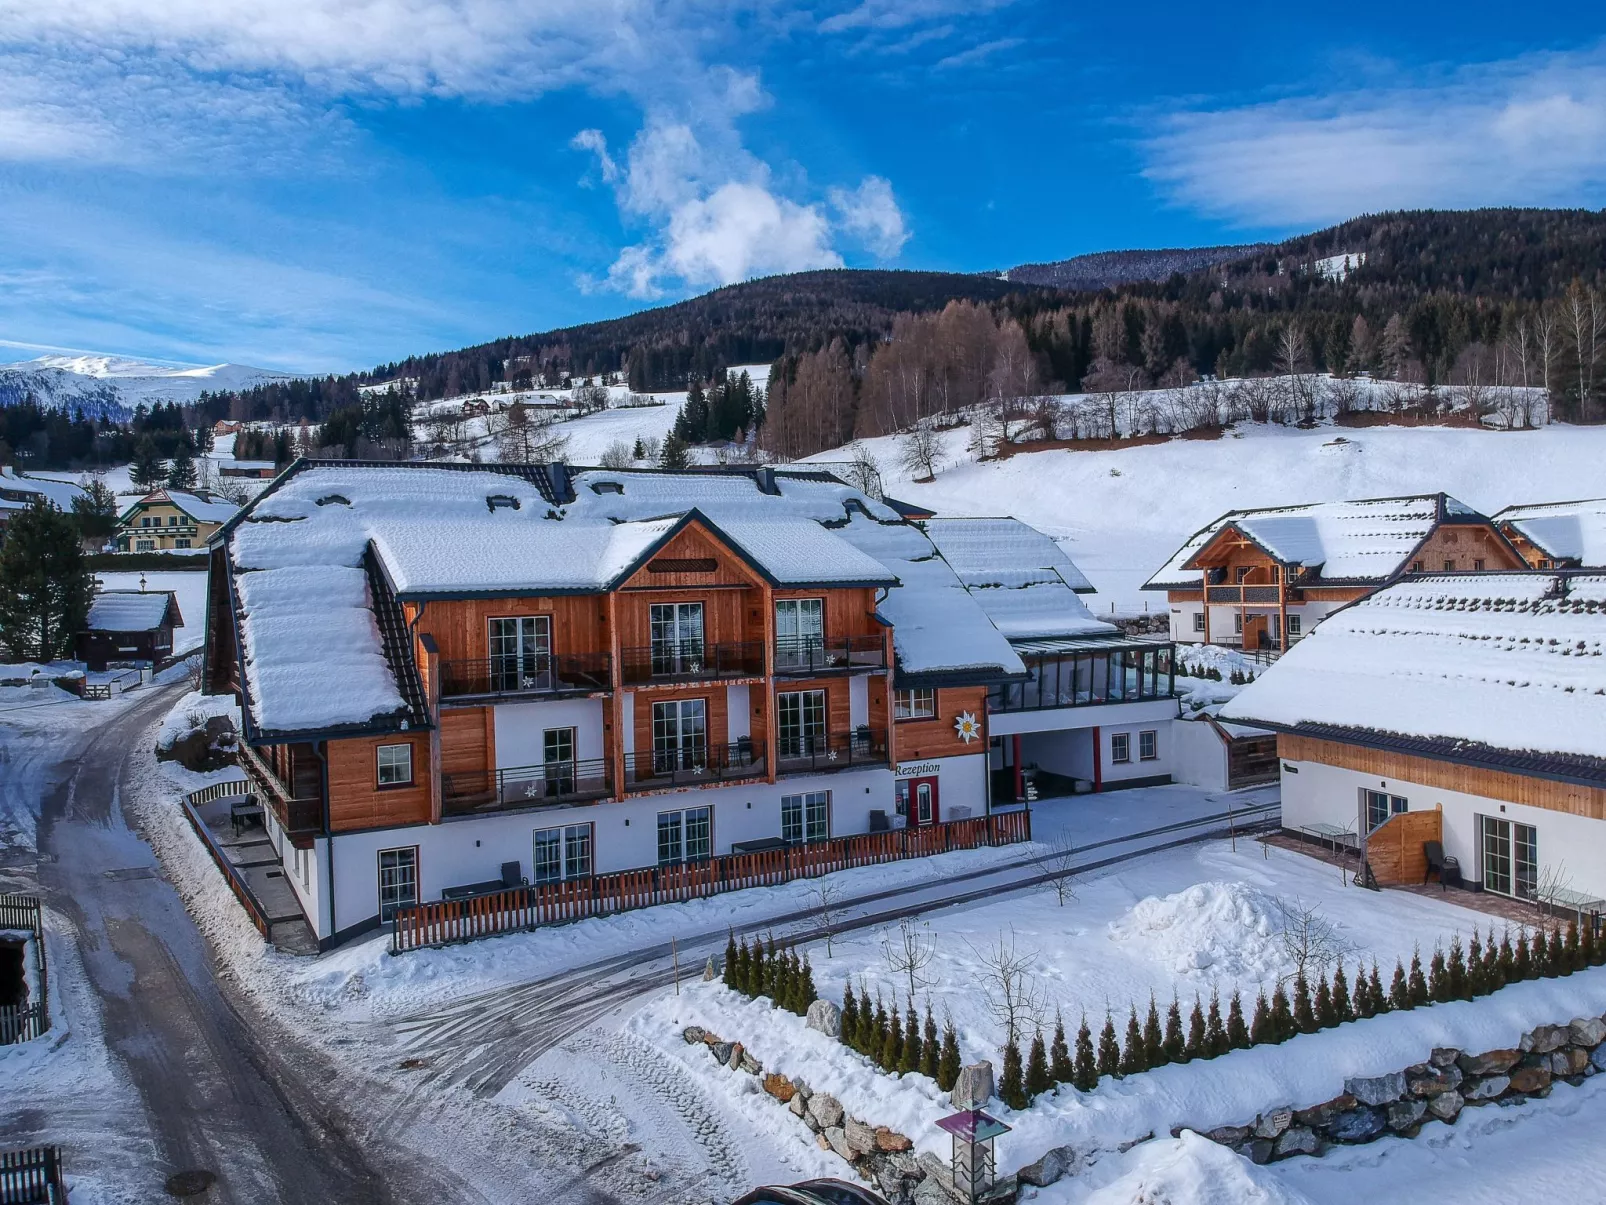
494, 697, 606, 767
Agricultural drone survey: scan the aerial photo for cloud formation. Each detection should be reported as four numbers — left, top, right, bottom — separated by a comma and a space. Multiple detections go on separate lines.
1144, 47, 1606, 226
830, 176, 910, 258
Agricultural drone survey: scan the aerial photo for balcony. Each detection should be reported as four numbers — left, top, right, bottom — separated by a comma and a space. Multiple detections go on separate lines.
1203, 584, 1302, 604
623, 742, 766, 792
620, 641, 765, 686
442, 758, 611, 817
439, 653, 612, 701
776, 728, 888, 775
773, 635, 886, 676
238, 744, 323, 846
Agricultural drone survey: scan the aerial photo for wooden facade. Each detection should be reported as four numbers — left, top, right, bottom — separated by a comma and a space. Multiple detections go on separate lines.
893, 686, 989, 763
1364, 807, 1443, 886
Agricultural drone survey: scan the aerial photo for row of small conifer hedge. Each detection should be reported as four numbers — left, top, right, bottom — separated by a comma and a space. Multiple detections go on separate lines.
722, 933, 818, 1017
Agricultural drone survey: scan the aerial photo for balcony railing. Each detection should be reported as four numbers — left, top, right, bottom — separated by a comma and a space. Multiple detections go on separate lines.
776, 727, 888, 775
1204, 584, 1302, 604
773, 635, 886, 676
238, 745, 323, 841
623, 742, 766, 791
439, 653, 612, 699
442, 758, 611, 816
620, 640, 765, 685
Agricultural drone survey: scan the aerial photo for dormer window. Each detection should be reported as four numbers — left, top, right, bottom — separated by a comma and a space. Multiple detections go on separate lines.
316, 494, 351, 507
590, 482, 624, 495
486, 494, 521, 512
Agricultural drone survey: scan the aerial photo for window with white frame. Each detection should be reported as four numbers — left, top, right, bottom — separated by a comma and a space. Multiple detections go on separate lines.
376, 743, 413, 786
377, 847, 418, 921
1362, 789, 1407, 831
1192, 612, 1206, 632
775, 598, 825, 668
658, 806, 712, 864
1287, 613, 1302, 636
1110, 732, 1131, 763
533, 823, 593, 883
782, 791, 830, 844
894, 688, 935, 720
1139, 730, 1158, 761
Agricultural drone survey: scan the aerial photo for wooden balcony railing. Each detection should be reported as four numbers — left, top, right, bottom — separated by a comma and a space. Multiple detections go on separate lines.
442, 758, 612, 816
619, 640, 765, 685
438, 653, 612, 700
776, 728, 888, 775
773, 635, 886, 675
622, 742, 766, 791
238, 744, 323, 844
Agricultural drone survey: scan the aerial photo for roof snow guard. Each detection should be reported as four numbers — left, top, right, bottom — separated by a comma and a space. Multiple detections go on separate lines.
1221, 572, 1606, 779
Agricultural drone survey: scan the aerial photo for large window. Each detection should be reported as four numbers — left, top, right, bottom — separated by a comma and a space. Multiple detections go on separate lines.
987, 646, 1175, 713
1110, 732, 1130, 763
775, 598, 824, 669
489, 615, 551, 691
894, 688, 935, 720
378, 847, 418, 921
377, 743, 413, 787
649, 602, 704, 675
1363, 789, 1408, 831
782, 791, 831, 844
651, 699, 707, 772
658, 806, 712, 864
543, 727, 576, 796
533, 823, 593, 883
778, 689, 827, 756
1481, 816, 1537, 899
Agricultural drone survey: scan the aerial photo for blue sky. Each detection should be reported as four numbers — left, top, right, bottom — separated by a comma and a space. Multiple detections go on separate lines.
0, 2, 1603, 373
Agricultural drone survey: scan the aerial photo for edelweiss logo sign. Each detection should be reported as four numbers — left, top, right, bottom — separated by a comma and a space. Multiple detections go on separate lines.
953, 711, 981, 744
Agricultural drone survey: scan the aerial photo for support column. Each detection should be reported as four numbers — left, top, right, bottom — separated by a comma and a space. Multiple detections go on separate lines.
1012, 734, 1023, 803
1091, 725, 1102, 793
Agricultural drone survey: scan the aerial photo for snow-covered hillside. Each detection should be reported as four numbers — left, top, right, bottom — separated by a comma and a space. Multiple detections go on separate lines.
0, 352, 300, 418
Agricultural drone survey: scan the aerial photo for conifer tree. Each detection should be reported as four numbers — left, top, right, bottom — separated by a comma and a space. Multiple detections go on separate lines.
1142, 995, 1164, 1068
1530, 928, 1549, 977
872, 997, 891, 1065
1185, 996, 1207, 1058
723, 932, 738, 989
1331, 964, 1352, 1022
937, 1020, 961, 1091
1000, 1039, 1028, 1109
1226, 990, 1249, 1049
770, 946, 790, 1005
1050, 1012, 1073, 1084
1292, 973, 1316, 1034
1073, 1015, 1099, 1091
798, 954, 817, 1012
1369, 961, 1387, 1014
1026, 1031, 1052, 1100
901, 1005, 922, 1075
1447, 936, 1468, 999
880, 1000, 902, 1070
1096, 1014, 1122, 1079
659, 430, 692, 470
1389, 959, 1411, 1011
734, 937, 751, 995
1428, 944, 1449, 1003
1582, 918, 1600, 968
1205, 990, 1228, 1057
1408, 949, 1429, 1006
1553, 926, 1572, 976
1514, 929, 1532, 980
166, 440, 197, 490
1483, 928, 1502, 987
1162, 995, 1186, 1064
0, 499, 95, 663
129, 437, 165, 492
1270, 983, 1294, 1039
921, 1008, 940, 1081
1120, 1006, 1146, 1076
1250, 990, 1272, 1045
841, 981, 859, 1045
857, 983, 878, 1053
1466, 931, 1486, 997
1313, 976, 1335, 1029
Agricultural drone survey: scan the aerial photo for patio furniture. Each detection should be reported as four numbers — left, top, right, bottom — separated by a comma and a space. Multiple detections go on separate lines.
1423, 841, 1460, 890
229, 795, 264, 839
1300, 822, 1357, 857
441, 861, 527, 901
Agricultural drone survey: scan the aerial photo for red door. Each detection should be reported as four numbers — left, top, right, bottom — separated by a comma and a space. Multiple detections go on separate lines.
898, 776, 940, 826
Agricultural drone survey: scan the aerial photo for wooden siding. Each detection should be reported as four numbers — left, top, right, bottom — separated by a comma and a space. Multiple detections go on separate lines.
1365, 807, 1442, 886
1411, 523, 1526, 572
616, 588, 755, 651
1280, 733, 1606, 819
618, 523, 764, 593
772, 586, 883, 639
439, 707, 492, 777
632, 684, 734, 754
893, 686, 988, 762
327, 733, 432, 831
413, 595, 607, 665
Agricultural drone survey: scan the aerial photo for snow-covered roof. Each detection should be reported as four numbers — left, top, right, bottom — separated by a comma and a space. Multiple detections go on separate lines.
86, 590, 179, 632
1221, 573, 1606, 772
1494, 498, 1606, 567
1144, 494, 1480, 589
0, 467, 88, 513
120, 488, 239, 525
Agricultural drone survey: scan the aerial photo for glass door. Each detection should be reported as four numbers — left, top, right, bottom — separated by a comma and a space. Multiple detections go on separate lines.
489, 616, 551, 691
650, 603, 704, 675
775, 598, 824, 670
543, 727, 576, 797
915, 781, 935, 826
652, 699, 707, 773
778, 689, 826, 758
1482, 815, 1512, 896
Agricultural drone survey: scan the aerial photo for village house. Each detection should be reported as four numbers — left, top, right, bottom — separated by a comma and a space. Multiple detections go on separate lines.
1493, 497, 1606, 569
116, 488, 238, 553
1143, 493, 1526, 652
0, 465, 88, 549
205, 462, 1126, 947
218, 459, 278, 481
76, 590, 183, 670
1221, 572, 1606, 905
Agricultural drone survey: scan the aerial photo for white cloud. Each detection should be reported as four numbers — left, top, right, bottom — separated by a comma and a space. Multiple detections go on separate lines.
821, 0, 1015, 33
1144, 47, 1606, 226
830, 175, 909, 258
571, 128, 618, 185
934, 36, 1023, 71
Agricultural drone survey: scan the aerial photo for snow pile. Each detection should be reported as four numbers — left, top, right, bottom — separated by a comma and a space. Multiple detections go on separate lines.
1062, 1130, 1314, 1205
1107, 882, 1285, 980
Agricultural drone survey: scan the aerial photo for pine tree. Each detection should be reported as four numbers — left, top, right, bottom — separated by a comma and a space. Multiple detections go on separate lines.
1270, 984, 1294, 1039
1293, 973, 1316, 1034
129, 437, 165, 492
632, 436, 645, 460
1466, 931, 1487, 997
1026, 1031, 1052, 1100
1120, 1006, 1146, 1076
921, 1008, 940, 1080
1556, 925, 1575, 976
797, 954, 817, 1012
658, 430, 692, 470
1250, 990, 1272, 1045
1482, 929, 1502, 988
1073, 1015, 1098, 1091
1050, 1012, 1073, 1084
1447, 937, 1468, 999
0, 499, 96, 663
1530, 928, 1549, 977
937, 1021, 961, 1091
1096, 1014, 1121, 1079
1583, 918, 1600, 969
722, 933, 738, 989
1428, 945, 1449, 1003
1408, 949, 1429, 1006
1331, 964, 1352, 1022
1142, 995, 1164, 1068
1185, 996, 1207, 1058
841, 981, 859, 1046
901, 1006, 922, 1075
1514, 929, 1533, 980
70, 479, 119, 546
166, 440, 197, 490
1205, 990, 1228, 1057
1000, 1040, 1027, 1109
879, 1000, 902, 1071
856, 983, 878, 1053
1389, 960, 1411, 1011
1498, 928, 1516, 984
1313, 976, 1335, 1029
1226, 990, 1250, 1049
673, 378, 709, 442
1162, 995, 1186, 1064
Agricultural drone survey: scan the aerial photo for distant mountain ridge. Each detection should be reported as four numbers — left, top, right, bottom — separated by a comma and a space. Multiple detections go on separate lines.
0, 353, 300, 420
1003, 244, 1273, 290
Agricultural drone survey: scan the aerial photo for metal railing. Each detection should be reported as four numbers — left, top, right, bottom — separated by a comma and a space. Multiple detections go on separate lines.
773, 634, 886, 675
619, 640, 764, 685
622, 742, 766, 790
776, 728, 888, 774
1204, 584, 1297, 604
439, 653, 611, 699
442, 758, 612, 815
0, 1146, 67, 1204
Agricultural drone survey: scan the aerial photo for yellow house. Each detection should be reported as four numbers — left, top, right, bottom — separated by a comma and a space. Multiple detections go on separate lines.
116, 489, 238, 553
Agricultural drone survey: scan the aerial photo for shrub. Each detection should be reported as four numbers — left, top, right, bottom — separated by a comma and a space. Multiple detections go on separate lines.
1073, 1015, 1098, 1091
1096, 1014, 1121, 1079
1000, 1039, 1027, 1109
937, 1021, 961, 1091
1026, 1031, 1052, 1099
1050, 1012, 1073, 1084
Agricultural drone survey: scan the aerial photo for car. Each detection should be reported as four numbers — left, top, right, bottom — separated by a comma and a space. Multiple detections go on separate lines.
731, 1178, 894, 1205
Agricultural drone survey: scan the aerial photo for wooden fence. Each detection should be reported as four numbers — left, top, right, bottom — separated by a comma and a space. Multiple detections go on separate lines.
179, 783, 271, 940
1364, 806, 1443, 886
0, 896, 48, 1047
0, 1146, 67, 1204
393, 809, 1032, 954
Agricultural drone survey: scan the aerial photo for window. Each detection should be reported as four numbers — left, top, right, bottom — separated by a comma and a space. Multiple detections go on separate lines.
778, 689, 827, 756
174, 538, 191, 549
1286, 614, 1302, 636
1139, 730, 1158, 761
1363, 789, 1407, 831
1481, 816, 1537, 899
533, 823, 592, 883
658, 806, 712, 864
135, 539, 155, 552
1411, 560, 1424, 572
542, 727, 576, 796
1474, 558, 1486, 571
649, 602, 705, 675
1443, 559, 1456, 572
782, 791, 830, 844
775, 598, 824, 669
1235, 566, 1252, 582
1233, 612, 1243, 634
168, 515, 179, 527
894, 688, 936, 720
489, 615, 551, 691
141, 516, 151, 528
377, 743, 413, 786
651, 699, 707, 772
1192, 612, 1206, 633
1110, 732, 1130, 763
378, 847, 418, 921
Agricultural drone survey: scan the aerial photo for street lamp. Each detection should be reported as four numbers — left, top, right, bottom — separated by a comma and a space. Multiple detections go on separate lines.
935, 1109, 1011, 1203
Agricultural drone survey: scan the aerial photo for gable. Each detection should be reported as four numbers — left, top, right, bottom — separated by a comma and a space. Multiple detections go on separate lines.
617, 520, 765, 591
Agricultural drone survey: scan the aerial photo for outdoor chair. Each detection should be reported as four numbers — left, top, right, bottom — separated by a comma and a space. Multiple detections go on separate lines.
1424, 841, 1460, 890
229, 794, 264, 839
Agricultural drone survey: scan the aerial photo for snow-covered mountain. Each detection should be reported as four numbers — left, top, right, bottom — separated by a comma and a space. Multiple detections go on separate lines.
0, 353, 301, 421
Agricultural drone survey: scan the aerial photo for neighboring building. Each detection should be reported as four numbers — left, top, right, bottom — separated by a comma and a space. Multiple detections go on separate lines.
206, 462, 1099, 948
77, 590, 183, 669
1143, 494, 1526, 652
0, 466, 88, 549
213, 420, 242, 437
219, 459, 279, 480
1222, 572, 1606, 901
116, 489, 238, 553
921, 517, 1182, 799
1493, 498, 1606, 569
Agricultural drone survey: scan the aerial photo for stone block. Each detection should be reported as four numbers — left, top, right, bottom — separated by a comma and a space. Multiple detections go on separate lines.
1462, 1075, 1509, 1102
1427, 1090, 1463, 1123
817, 1133, 831, 1151
1327, 1108, 1385, 1144
739, 1052, 762, 1075
824, 1125, 856, 1161
1569, 1017, 1606, 1048
682, 1026, 707, 1044
1344, 1071, 1407, 1106
808, 1092, 844, 1129
1272, 1127, 1321, 1160
1295, 1094, 1356, 1129
1592, 1045, 1606, 1073
917, 1151, 957, 1198
1508, 1065, 1552, 1094
951, 1061, 995, 1108
1386, 1099, 1428, 1131
1458, 1048, 1521, 1076
709, 1042, 733, 1065
1204, 1125, 1252, 1147
1246, 1139, 1275, 1165
805, 999, 843, 1038
1523, 1024, 1569, 1054
726, 1041, 745, 1068
1253, 1107, 1294, 1139
1018, 1145, 1074, 1188
764, 1073, 796, 1102
1429, 1047, 1461, 1067
875, 1127, 914, 1154
1406, 1063, 1462, 1097
788, 1093, 809, 1118
844, 1118, 877, 1156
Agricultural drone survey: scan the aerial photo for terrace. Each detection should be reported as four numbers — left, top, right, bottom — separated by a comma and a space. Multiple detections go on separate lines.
442, 758, 612, 816
438, 653, 613, 701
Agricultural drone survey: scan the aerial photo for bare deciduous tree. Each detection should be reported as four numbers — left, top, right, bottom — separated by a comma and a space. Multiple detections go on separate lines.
1040, 838, 1079, 907
899, 423, 942, 482
843, 442, 884, 499
809, 879, 847, 958
1274, 897, 1354, 985
882, 917, 936, 1004
598, 439, 634, 469
969, 927, 1046, 1046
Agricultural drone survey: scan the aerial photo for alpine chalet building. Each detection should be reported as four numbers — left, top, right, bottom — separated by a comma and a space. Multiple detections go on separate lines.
1494, 497, 1606, 570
